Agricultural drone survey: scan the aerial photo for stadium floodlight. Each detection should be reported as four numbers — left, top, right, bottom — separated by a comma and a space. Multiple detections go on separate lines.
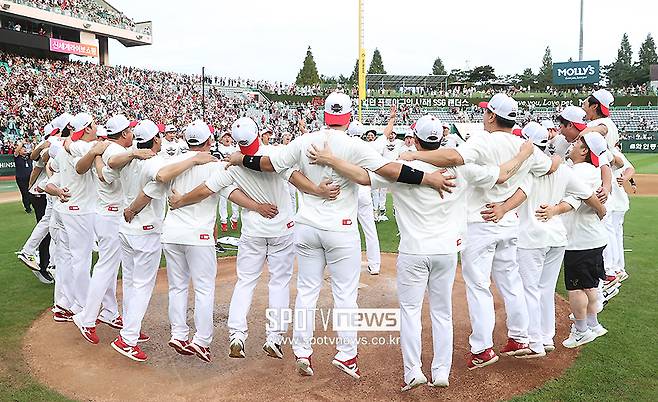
579, 0, 584, 61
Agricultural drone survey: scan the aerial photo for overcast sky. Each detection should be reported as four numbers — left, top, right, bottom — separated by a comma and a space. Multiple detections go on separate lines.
107, 0, 656, 82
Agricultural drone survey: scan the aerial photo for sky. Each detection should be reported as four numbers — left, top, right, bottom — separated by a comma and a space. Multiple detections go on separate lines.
107, 0, 657, 82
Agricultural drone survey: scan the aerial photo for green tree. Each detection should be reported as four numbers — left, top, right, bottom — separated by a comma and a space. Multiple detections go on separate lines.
448, 68, 470, 82
349, 59, 359, 84
469, 65, 496, 82
295, 46, 321, 86
634, 33, 658, 85
367, 48, 387, 74
432, 57, 447, 75
606, 33, 634, 87
517, 67, 536, 88
537, 46, 553, 89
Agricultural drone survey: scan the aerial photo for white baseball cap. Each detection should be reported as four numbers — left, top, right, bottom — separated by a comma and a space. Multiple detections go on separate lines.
521, 122, 549, 147
43, 123, 56, 137
96, 125, 108, 139
133, 120, 160, 144
479, 93, 518, 121
184, 120, 212, 146
404, 131, 414, 138
559, 106, 588, 131
164, 124, 177, 133
71, 112, 94, 141
51, 112, 74, 132
582, 132, 608, 167
231, 117, 260, 155
324, 92, 352, 126
411, 115, 443, 143
541, 120, 557, 130
591, 89, 614, 117
105, 114, 138, 136
347, 120, 366, 137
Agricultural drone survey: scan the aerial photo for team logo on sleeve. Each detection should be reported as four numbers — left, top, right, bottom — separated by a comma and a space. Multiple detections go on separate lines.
286, 221, 295, 229
200, 234, 210, 240
107, 206, 119, 212
143, 225, 154, 231
68, 205, 79, 211
342, 219, 353, 226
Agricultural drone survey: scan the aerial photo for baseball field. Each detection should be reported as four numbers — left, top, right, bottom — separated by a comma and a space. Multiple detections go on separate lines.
1, 157, 657, 401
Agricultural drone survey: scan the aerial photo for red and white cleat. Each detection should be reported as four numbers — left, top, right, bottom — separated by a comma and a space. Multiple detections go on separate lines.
331, 355, 361, 379
467, 348, 499, 370
500, 338, 531, 356
111, 336, 147, 362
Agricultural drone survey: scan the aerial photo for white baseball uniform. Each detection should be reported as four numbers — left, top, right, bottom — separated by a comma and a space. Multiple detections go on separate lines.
160, 137, 181, 158
75, 142, 127, 328
357, 184, 380, 272
206, 147, 296, 345
46, 167, 73, 311
116, 154, 168, 347
456, 130, 553, 354
516, 165, 593, 352
369, 160, 498, 385
372, 136, 403, 213
608, 151, 632, 273
55, 140, 98, 314
161, 152, 236, 348
268, 128, 388, 361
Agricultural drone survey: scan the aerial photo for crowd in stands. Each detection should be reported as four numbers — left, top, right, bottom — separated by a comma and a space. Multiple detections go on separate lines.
8, 0, 150, 34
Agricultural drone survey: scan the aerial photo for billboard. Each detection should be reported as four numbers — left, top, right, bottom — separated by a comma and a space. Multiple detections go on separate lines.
553, 60, 600, 85
49, 38, 98, 58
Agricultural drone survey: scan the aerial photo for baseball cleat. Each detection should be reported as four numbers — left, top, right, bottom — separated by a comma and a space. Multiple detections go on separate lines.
168, 338, 194, 356
220, 223, 228, 232
111, 336, 147, 362
229, 338, 245, 358
78, 325, 100, 344
33, 270, 54, 284
331, 356, 361, 379
367, 265, 380, 275
378, 215, 389, 222
97, 315, 123, 330
589, 324, 608, 338
53, 310, 73, 323
500, 338, 531, 356
295, 355, 314, 376
138, 332, 150, 343
428, 378, 449, 388
603, 287, 620, 303
230, 220, 238, 230
401, 373, 427, 392
185, 342, 212, 363
262, 340, 284, 359
516, 349, 546, 359
467, 348, 499, 370
617, 271, 629, 282
17, 251, 40, 271
543, 344, 555, 353
562, 325, 597, 349
603, 275, 620, 290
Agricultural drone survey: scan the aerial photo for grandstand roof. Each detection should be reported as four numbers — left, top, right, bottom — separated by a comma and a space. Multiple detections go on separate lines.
366, 74, 448, 89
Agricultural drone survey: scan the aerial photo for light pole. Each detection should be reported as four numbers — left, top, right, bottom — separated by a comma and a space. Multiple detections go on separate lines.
579, 0, 584, 61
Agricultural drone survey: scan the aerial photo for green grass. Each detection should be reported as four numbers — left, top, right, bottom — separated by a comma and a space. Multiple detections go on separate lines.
0, 180, 18, 193
626, 153, 658, 175
1, 196, 657, 401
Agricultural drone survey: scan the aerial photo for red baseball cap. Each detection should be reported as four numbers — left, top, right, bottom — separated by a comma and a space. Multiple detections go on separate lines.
324, 92, 352, 126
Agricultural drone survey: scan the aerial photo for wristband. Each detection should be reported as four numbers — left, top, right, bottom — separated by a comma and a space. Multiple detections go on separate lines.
243, 155, 262, 171
397, 164, 424, 185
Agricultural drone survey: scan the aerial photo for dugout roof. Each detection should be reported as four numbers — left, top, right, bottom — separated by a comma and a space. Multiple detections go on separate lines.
367, 74, 449, 89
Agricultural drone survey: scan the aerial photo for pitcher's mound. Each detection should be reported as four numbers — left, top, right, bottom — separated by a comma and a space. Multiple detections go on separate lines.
23, 254, 577, 401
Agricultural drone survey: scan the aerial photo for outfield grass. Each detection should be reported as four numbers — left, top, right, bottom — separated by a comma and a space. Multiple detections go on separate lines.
626, 153, 658, 175
0, 197, 656, 401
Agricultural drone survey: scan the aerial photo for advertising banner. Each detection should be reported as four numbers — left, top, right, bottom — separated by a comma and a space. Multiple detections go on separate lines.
553, 60, 600, 85
49, 38, 98, 58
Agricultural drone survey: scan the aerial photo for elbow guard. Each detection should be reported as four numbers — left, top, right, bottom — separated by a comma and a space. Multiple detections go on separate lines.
243, 155, 262, 171
397, 164, 424, 185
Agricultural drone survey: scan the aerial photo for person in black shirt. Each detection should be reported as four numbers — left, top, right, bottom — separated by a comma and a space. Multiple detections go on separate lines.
13, 140, 33, 213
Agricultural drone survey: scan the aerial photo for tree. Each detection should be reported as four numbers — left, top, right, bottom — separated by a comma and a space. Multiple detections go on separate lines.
367, 48, 387, 74
448, 68, 470, 82
635, 33, 658, 85
295, 46, 321, 86
537, 46, 553, 88
605, 33, 634, 87
432, 57, 447, 75
518, 67, 536, 88
349, 59, 359, 84
468, 65, 496, 83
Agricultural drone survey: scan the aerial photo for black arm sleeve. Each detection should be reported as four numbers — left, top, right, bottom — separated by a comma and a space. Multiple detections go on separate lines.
242, 155, 262, 171
397, 164, 424, 185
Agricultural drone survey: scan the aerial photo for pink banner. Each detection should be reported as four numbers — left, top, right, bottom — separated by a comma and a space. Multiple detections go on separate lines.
49, 38, 98, 58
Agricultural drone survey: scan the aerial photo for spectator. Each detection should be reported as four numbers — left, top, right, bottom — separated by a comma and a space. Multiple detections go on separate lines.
13, 140, 33, 213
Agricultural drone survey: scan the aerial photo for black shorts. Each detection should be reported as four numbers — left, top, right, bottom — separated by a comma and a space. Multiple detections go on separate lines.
563, 246, 606, 290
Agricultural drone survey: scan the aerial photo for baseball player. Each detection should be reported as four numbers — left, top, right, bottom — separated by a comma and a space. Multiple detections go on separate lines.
481, 122, 606, 356
71, 115, 138, 344
160, 124, 180, 158
347, 120, 382, 275
560, 132, 610, 348
46, 113, 99, 317
167, 116, 338, 361
372, 106, 403, 221
308, 115, 538, 390
214, 132, 241, 231
281, 132, 298, 211
399, 93, 561, 369
226, 92, 456, 379
399, 132, 417, 154
607, 147, 634, 284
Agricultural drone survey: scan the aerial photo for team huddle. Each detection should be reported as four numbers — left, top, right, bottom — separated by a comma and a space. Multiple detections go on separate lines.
15, 88, 633, 391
